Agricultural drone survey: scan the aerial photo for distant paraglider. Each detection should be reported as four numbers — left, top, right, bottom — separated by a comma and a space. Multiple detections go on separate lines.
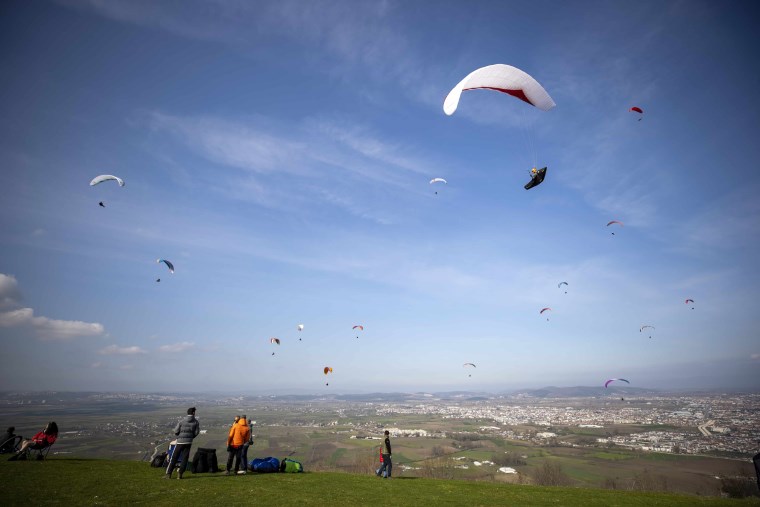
430, 178, 447, 195
685, 299, 695, 310
558, 281, 568, 294
607, 220, 623, 235
91, 175, 124, 208
90, 175, 125, 187
540, 307, 552, 321
353, 325, 363, 339
605, 378, 630, 388
629, 106, 643, 121
297, 324, 304, 340
157, 259, 175, 274
324, 366, 333, 385
463, 363, 476, 377
270, 337, 280, 355
640, 325, 655, 339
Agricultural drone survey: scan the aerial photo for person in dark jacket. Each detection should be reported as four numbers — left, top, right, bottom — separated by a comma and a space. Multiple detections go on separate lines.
164, 407, 200, 479
1, 426, 19, 453
239, 415, 253, 473
376, 430, 392, 478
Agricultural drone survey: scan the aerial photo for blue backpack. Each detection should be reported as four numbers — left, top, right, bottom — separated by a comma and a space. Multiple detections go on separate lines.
249, 456, 280, 473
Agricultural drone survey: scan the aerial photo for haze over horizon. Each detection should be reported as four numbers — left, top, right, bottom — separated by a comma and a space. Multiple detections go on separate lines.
1, 0, 759, 393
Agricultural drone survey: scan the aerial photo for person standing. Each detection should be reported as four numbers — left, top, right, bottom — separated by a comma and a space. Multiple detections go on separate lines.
164, 407, 200, 479
226, 415, 250, 475
376, 430, 392, 479
240, 415, 253, 472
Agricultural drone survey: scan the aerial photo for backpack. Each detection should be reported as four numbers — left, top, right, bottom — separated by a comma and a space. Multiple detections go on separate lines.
280, 458, 303, 473
150, 452, 167, 468
191, 448, 218, 473
249, 456, 280, 473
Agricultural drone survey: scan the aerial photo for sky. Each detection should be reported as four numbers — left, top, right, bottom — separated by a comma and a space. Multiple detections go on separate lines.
1, 0, 759, 393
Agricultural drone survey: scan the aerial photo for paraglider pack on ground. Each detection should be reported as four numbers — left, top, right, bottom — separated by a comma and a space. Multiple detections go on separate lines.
249, 456, 280, 473
150, 451, 167, 468
279, 458, 303, 473
191, 448, 219, 473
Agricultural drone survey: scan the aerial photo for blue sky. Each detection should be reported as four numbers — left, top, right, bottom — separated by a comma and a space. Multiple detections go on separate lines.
1, 0, 758, 393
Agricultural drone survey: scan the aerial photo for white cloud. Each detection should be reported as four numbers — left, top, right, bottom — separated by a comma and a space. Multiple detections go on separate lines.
99, 345, 147, 356
0, 273, 22, 310
158, 341, 195, 353
0, 274, 106, 340
0, 307, 105, 341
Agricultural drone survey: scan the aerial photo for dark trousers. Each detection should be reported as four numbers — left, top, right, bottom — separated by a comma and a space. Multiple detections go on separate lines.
227, 446, 242, 472
166, 444, 191, 476
377, 453, 392, 478
241, 443, 250, 469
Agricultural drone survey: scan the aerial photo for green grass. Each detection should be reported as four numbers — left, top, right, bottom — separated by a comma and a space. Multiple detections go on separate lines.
1, 459, 758, 506
592, 451, 636, 461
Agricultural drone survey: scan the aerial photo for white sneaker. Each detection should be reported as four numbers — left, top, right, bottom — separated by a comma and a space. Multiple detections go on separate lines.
237, 470, 247, 475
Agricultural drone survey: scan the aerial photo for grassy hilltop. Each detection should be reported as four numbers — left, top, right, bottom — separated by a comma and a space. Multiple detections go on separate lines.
2, 459, 759, 506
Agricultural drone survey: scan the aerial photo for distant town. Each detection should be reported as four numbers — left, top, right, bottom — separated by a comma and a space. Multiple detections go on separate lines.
2, 389, 758, 460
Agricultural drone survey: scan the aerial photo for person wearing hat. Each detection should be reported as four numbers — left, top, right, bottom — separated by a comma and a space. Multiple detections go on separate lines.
164, 407, 200, 479
239, 415, 253, 473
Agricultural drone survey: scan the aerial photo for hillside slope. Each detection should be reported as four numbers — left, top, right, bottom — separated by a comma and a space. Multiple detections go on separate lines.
1, 459, 758, 506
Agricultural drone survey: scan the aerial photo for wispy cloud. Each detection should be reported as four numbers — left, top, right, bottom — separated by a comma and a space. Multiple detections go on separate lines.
158, 341, 195, 353
99, 344, 147, 356
142, 111, 439, 224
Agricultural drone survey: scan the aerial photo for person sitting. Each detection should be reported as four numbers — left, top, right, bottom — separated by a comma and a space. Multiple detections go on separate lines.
0, 426, 20, 453
8, 422, 58, 460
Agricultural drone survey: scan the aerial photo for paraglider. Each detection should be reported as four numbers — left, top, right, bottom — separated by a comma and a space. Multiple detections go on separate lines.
430, 178, 447, 195
324, 366, 333, 385
685, 299, 695, 310
629, 107, 643, 121
353, 325, 363, 339
524, 167, 547, 190
156, 278, 160, 283
444, 64, 554, 192
157, 259, 175, 274
605, 378, 630, 388
463, 363, 476, 377
607, 220, 623, 235
558, 281, 568, 294
89, 175, 125, 187
270, 337, 280, 355
297, 324, 304, 340
640, 325, 655, 338
91, 175, 124, 208
540, 307, 552, 321
443, 64, 556, 116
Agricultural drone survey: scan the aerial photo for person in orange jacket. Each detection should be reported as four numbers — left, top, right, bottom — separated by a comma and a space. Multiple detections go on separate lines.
226, 416, 251, 475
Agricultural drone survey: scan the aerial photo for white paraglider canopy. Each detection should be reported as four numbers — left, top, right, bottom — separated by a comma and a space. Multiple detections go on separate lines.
443, 64, 556, 116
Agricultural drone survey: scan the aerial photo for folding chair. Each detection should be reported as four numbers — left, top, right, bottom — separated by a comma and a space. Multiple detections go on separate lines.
0, 435, 22, 454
